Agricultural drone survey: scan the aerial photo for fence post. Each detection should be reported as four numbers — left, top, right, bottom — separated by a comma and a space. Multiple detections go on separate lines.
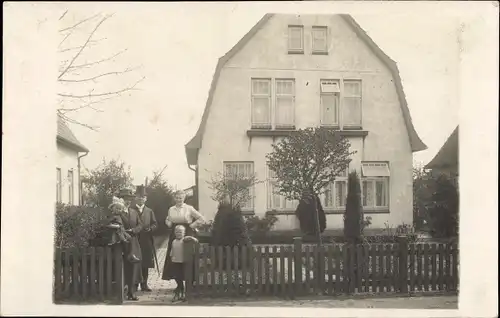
113, 245, 124, 304
184, 239, 196, 301
293, 237, 303, 297
397, 236, 409, 293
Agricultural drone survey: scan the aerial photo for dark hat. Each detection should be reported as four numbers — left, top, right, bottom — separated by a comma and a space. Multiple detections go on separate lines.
116, 187, 135, 199
135, 185, 147, 197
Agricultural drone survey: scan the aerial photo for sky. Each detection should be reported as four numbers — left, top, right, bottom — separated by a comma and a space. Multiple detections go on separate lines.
60, 3, 461, 190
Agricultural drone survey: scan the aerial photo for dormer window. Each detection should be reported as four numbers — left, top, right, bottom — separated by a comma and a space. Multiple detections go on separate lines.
288, 25, 304, 54
312, 26, 328, 54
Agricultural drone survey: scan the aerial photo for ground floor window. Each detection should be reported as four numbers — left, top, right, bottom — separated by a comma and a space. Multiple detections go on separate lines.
361, 162, 390, 209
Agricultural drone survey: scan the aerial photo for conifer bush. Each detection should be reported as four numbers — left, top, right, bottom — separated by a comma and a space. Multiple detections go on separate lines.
344, 171, 364, 244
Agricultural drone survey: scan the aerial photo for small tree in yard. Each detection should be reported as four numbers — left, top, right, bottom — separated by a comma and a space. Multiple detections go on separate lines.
344, 171, 364, 244
427, 174, 459, 238
145, 166, 175, 234
83, 158, 133, 209
266, 127, 355, 244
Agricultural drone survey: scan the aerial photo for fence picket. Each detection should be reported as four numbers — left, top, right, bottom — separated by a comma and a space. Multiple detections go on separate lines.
242, 246, 248, 295
203, 246, 209, 294
417, 244, 423, 291
272, 245, 278, 295
327, 245, 334, 295
304, 245, 311, 293
342, 245, 349, 293
409, 244, 416, 292
106, 248, 112, 298
356, 245, 363, 292
392, 244, 398, 292
81, 248, 88, 299
444, 243, 451, 291
72, 249, 80, 298
363, 245, 370, 293
451, 243, 458, 291
256, 247, 262, 295
113, 246, 123, 302
226, 246, 232, 295
312, 245, 319, 294
431, 244, 437, 291
423, 244, 430, 291
89, 248, 96, 298
233, 246, 239, 297
280, 246, 286, 297
438, 244, 445, 291
349, 244, 356, 293
97, 247, 104, 300
217, 246, 224, 296
209, 246, 216, 296
264, 246, 271, 295
54, 249, 62, 299
286, 245, 293, 297
249, 247, 255, 296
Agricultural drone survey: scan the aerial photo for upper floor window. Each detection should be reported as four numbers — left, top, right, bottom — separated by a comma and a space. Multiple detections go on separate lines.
343, 80, 362, 128
223, 161, 255, 211
251, 78, 295, 129
312, 26, 328, 54
361, 162, 390, 209
320, 79, 362, 129
288, 25, 304, 54
56, 168, 62, 203
67, 170, 74, 205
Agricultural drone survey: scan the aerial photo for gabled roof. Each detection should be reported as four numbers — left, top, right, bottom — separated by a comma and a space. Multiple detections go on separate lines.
185, 14, 427, 166
57, 116, 89, 152
425, 126, 458, 170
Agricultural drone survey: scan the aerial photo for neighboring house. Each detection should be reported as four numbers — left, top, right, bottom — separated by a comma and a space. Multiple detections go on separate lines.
185, 14, 427, 230
57, 116, 89, 205
425, 126, 458, 185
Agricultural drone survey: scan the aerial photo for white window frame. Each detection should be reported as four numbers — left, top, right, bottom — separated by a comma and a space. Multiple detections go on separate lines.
288, 25, 304, 53
68, 169, 74, 205
342, 79, 363, 128
251, 78, 272, 128
56, 168, 62, 203
267, 166, 298, 211
223, 161, 255, 211
312, 26, 328, 54
274, 79, 296, 129
321, 166, 348, 210
361, 162, 390, 210
320, 79, 340, 127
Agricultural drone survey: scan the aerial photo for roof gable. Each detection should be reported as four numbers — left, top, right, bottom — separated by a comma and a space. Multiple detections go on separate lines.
57, 116, 89, 152
185, 14, 427, 166
425, 126, 458, 169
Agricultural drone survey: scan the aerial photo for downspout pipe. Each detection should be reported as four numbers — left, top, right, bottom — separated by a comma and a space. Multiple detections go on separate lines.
188, 164, 198, 210
78, 152, 89, 206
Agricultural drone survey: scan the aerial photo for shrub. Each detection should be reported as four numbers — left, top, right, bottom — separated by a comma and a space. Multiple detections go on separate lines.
54, 203, 106, 249
427, 174, 459, 238
210, 202, 252, 270
244, 214, 278, 234
363, 222, 419, 244
344, 171, 364, 243
295, 194, 326, 237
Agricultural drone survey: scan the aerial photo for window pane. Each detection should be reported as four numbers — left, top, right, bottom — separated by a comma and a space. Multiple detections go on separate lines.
252, 97, 270, 125
375, 180, 387, 207
288, 27, 303, 50
276, 80, 294, 95
252, 79, 270, 95
276, 97, 294, 126
362, 180, 374, 207
344, 81, 361, 96
324, 183, 334, 208
343, 97, 362, 126
312, 28, 327, 51
321, 94, 338, 125
335, 181, 347, 207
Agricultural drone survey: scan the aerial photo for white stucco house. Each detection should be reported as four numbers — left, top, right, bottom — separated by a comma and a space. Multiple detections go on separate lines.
57, 116, 89, 205
185, 14, 427, 230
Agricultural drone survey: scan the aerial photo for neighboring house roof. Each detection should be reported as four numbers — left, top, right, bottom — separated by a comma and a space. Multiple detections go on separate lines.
425, 126, 458, 170
57, 116, 89, 152
184, 14, 427, 166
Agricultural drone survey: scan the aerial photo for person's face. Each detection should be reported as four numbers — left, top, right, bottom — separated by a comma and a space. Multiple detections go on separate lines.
111, 205, 122, 214
123, 197, 132, 206
175, 194, 185, 205
136, 196, 146, 206
175, 228, 185, 239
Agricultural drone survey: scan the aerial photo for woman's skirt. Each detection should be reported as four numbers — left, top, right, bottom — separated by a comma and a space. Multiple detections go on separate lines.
123, 236, 143, 288
161, 223, 196, 281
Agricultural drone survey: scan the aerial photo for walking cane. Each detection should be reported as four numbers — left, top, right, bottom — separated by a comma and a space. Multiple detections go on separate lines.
150, 236, 161, 276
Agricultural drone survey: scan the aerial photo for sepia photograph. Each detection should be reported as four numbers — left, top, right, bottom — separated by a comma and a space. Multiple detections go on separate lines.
2, 1, 498, 317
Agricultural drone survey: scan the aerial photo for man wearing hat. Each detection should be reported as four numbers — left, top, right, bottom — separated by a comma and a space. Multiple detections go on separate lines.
130, 185, 158, 292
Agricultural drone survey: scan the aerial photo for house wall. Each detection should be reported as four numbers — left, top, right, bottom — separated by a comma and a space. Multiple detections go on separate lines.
197, 15, 414, 230
56, 142, 81, 205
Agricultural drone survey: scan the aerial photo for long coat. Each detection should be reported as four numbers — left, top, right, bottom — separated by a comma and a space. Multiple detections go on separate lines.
130, 205, 158, 269
120, 209, 144, 287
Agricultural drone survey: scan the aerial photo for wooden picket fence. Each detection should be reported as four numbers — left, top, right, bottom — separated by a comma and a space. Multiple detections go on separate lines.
184, 237, 459, 299
53, 246, 124, 304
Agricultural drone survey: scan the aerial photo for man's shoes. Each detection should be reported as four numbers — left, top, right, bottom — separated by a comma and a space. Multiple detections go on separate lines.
140, 284, 152, 292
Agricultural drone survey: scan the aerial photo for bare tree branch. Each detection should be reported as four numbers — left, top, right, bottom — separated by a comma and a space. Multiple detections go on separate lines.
59, 14, 113, 80
59, 12, 102, 33
59, 32, 72, 48
68, 49, 128, 70
59, 67, 137, 83
59, 10, 69, 21
58, 38, 108, 53
58, 76, 145, 99
58, 96, 115, 113
58, 112, 100, 131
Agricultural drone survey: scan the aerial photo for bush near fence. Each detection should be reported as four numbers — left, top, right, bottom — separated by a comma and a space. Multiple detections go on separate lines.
182, 237, 459, 300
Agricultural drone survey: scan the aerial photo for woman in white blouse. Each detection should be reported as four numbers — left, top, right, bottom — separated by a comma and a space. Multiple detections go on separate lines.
161, 190, 205, 281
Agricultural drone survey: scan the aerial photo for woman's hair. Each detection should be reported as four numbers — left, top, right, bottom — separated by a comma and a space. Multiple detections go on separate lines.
108, 196, 126, 210
174, 190, 186, 197
174, 225, 186, 232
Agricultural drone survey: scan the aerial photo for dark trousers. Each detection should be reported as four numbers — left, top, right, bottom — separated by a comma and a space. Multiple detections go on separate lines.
141, 267, 149, 285
175, 279, 185, 292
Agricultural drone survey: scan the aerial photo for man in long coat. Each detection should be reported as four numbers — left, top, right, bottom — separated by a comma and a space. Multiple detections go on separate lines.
130, 185, 158, 292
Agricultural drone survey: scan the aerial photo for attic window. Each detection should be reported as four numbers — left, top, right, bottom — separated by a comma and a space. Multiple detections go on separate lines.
288, 25, 304, 54
361, 162, 390, 177
312, 26, 328, 54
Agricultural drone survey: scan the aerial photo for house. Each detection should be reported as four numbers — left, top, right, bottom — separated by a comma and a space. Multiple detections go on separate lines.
425, 126, 458, 184
185, 14, 427, 230
57, 116, 89, 205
